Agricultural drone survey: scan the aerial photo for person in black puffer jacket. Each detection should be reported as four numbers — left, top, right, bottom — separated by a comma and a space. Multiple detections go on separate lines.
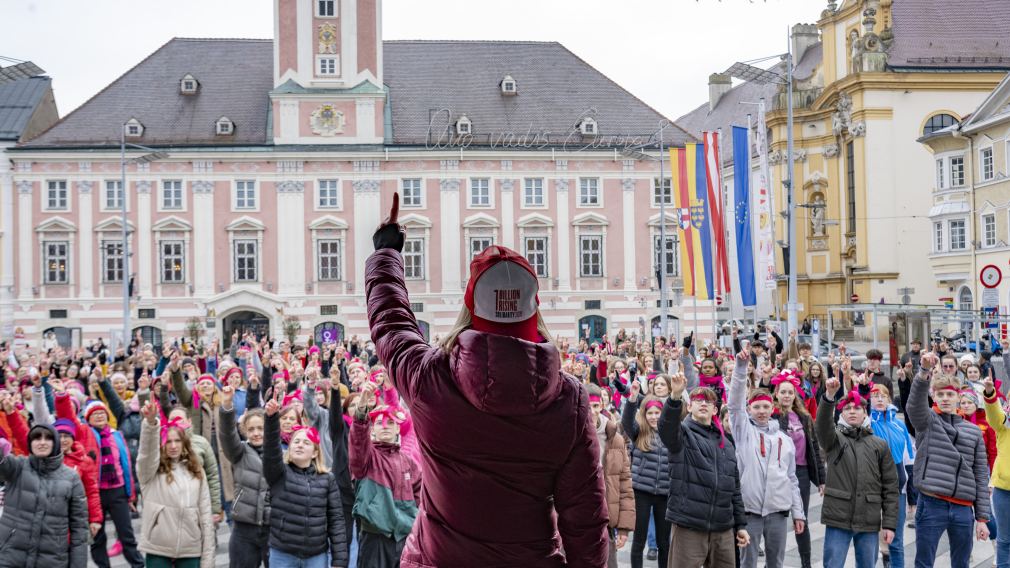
622, 387, 671, 568
659, 375, 749, 568
0, 423, 88, 568
263, 397, 348, 568
219, 385, 270, 568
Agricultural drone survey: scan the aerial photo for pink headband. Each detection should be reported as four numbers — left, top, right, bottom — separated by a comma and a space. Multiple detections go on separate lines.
368, 405, 406, 427
936, 385, 960, 393
644, 400, 664, 412
196, 374, 216, 386
837, 390, 866, 411
272, 370, 290, 382
588, 394, 602, 403
368, 369, 385, 383
223, 367, 243, 381
160, 417, 186, 445
290, 425, 320, 445
748, 394, 774, 405
282, 390, 303, 407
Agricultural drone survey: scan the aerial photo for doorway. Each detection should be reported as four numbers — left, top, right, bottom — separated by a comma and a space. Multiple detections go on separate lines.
223, 310, 271, 348
578, 315, 607, 344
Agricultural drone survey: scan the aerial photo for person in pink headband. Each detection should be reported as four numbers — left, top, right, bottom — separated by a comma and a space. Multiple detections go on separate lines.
728, 348, 805, 568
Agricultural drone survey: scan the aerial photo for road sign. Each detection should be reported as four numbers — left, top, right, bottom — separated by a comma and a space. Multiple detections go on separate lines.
983, 307, 999, 329
850, 293, 860, 303
983, 287, 1000, 308
981, 264, 1002, 288
902, 294, 912, 305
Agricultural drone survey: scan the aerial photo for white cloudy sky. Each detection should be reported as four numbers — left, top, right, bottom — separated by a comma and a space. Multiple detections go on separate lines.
1, 0, 818, 121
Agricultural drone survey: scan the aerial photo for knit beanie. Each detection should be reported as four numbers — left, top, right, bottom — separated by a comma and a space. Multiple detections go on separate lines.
960, 389, 981, 408
54, 418, 77, 439
463, 245, 541, 343
84, 400, 109, 424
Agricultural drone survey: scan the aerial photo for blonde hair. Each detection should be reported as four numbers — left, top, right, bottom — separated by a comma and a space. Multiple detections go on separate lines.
931, 375, 959, 392
635, 395, 663, 453
283, 429, 329, 474
440, 307, 553, 352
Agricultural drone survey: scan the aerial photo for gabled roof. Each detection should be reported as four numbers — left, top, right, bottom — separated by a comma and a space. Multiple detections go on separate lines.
887, 0, 1010, 71
382, 40, 694, 147
22, 38, 694, 149
23, 38, 273, 148
958, 73, 1010, 134
0, 76, 52, 141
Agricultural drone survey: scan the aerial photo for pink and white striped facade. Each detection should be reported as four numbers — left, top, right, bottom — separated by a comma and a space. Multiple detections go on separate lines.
2, 0, 713, 347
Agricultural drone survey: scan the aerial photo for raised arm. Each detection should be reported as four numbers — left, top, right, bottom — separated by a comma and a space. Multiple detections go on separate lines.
658, 398, 686, 454
217, 405, 245, 465
348, 412, 374, 480
137, 413, 161, 487
728, 353, 750, 444
169, 368, 193, 408
98, 378, 126, 425
551, 396, 608, 568
364, 248, 437, 406
907, 369, 933, 434
815, 387, 840, 454
262, 411, 285, 486
31, 386, 53, 426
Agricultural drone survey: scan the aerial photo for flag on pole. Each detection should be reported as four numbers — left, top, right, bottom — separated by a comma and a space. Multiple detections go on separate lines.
732, 126, 757, 307
755, 102, 777, 291
703, 131, 731, 296
670, 144, 714, 300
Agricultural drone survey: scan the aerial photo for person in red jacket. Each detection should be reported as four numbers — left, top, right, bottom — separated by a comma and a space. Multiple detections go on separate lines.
960, 389, 997, 472
54, 418, 104, 538
366, 194, 609, 567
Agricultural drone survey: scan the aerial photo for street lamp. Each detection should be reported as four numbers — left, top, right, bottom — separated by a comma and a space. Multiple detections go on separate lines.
726, 31, 798, 336
120, 125, 168, 354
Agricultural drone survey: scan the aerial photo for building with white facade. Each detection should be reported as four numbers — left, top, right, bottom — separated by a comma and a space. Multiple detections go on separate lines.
6, 0, 704, 348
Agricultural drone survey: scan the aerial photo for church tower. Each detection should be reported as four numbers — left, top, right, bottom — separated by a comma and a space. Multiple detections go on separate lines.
271, 0, 385, 145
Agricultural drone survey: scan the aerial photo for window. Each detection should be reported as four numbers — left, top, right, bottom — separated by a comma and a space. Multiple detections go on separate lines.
523, 178, 544, 207
124, 119, 144, 138
101, 241, 124, 283
654, 235, 678, 277
983, 214, 997, 248
216, 117, 234, 135
104, 180, 124, 210
923, 113, 956, 136
46, 181, 68, 210
234, 240, 258, 282
501, 75, 517, 95
936, 159, 946, 190
235, 180, 257, 209
469, 237, 492, 261
316, 0, 335, 16
950, 156, 965, 187
180, 75, 198, 94
982, 147, 994, 181
161, 241, 184, 283
44, 241, 68, 284
653, 177, 672, 206
524, 237, 548, 277
579, 118, 598, 136
579, 235, 603, 277
403, 239, 424, 279
934, 222, 943, 252
162, 180, 183, 210
318, 57, 337, 76
579, 178, 600, 206
469, 178, 491, 207
949, 219, 966, 250
318, 179, 340, 208
456, 116, 472, 135
317, 240, 341, 281
846, 142, 856, 230
401, 178, 422, 207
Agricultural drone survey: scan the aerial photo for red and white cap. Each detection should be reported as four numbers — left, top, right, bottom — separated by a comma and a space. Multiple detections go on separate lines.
463, 245, 541, 342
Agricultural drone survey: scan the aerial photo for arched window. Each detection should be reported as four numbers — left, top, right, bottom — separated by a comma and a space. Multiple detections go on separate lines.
923, 113, 956, 136
313, 321, 345, 345
958, 287, 973, 335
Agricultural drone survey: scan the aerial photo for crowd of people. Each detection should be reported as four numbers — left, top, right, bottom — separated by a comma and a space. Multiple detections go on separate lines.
0, 196, 1006, 568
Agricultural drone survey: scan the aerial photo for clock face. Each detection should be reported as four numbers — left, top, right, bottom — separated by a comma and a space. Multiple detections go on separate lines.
981, 265, 1001, 288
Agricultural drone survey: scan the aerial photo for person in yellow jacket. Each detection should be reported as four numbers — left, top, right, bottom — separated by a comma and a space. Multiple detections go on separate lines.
982, 375, 1009, 568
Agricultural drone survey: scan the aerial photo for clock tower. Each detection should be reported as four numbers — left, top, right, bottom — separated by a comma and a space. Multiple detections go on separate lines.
271, 0, 385, 145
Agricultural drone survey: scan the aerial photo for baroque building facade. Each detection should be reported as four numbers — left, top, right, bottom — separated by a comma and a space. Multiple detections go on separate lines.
6, 0, 699, 348
678, 0, 1010, 337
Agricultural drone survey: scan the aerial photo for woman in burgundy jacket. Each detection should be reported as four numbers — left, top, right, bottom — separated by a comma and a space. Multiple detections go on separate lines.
364, 194, 609, 567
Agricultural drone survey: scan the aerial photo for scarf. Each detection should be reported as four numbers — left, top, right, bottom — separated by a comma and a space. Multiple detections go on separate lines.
97, 427, 124, 489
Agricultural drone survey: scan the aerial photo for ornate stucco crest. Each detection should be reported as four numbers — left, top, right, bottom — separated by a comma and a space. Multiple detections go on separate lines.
310, 104, 346, 136
318, 23, 338, 54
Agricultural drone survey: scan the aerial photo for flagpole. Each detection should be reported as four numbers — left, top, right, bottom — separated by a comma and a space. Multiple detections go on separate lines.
747, 113, 757, 336
659, 129, 668, 341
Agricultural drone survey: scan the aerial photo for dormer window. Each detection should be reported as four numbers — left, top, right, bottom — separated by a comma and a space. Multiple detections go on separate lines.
124, 118, 144, 138
579, 117, 598, 136
216, 117, 235, 136
501, 75, 517, 96
180, 74, 199, 95
456, 116, 472, 136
